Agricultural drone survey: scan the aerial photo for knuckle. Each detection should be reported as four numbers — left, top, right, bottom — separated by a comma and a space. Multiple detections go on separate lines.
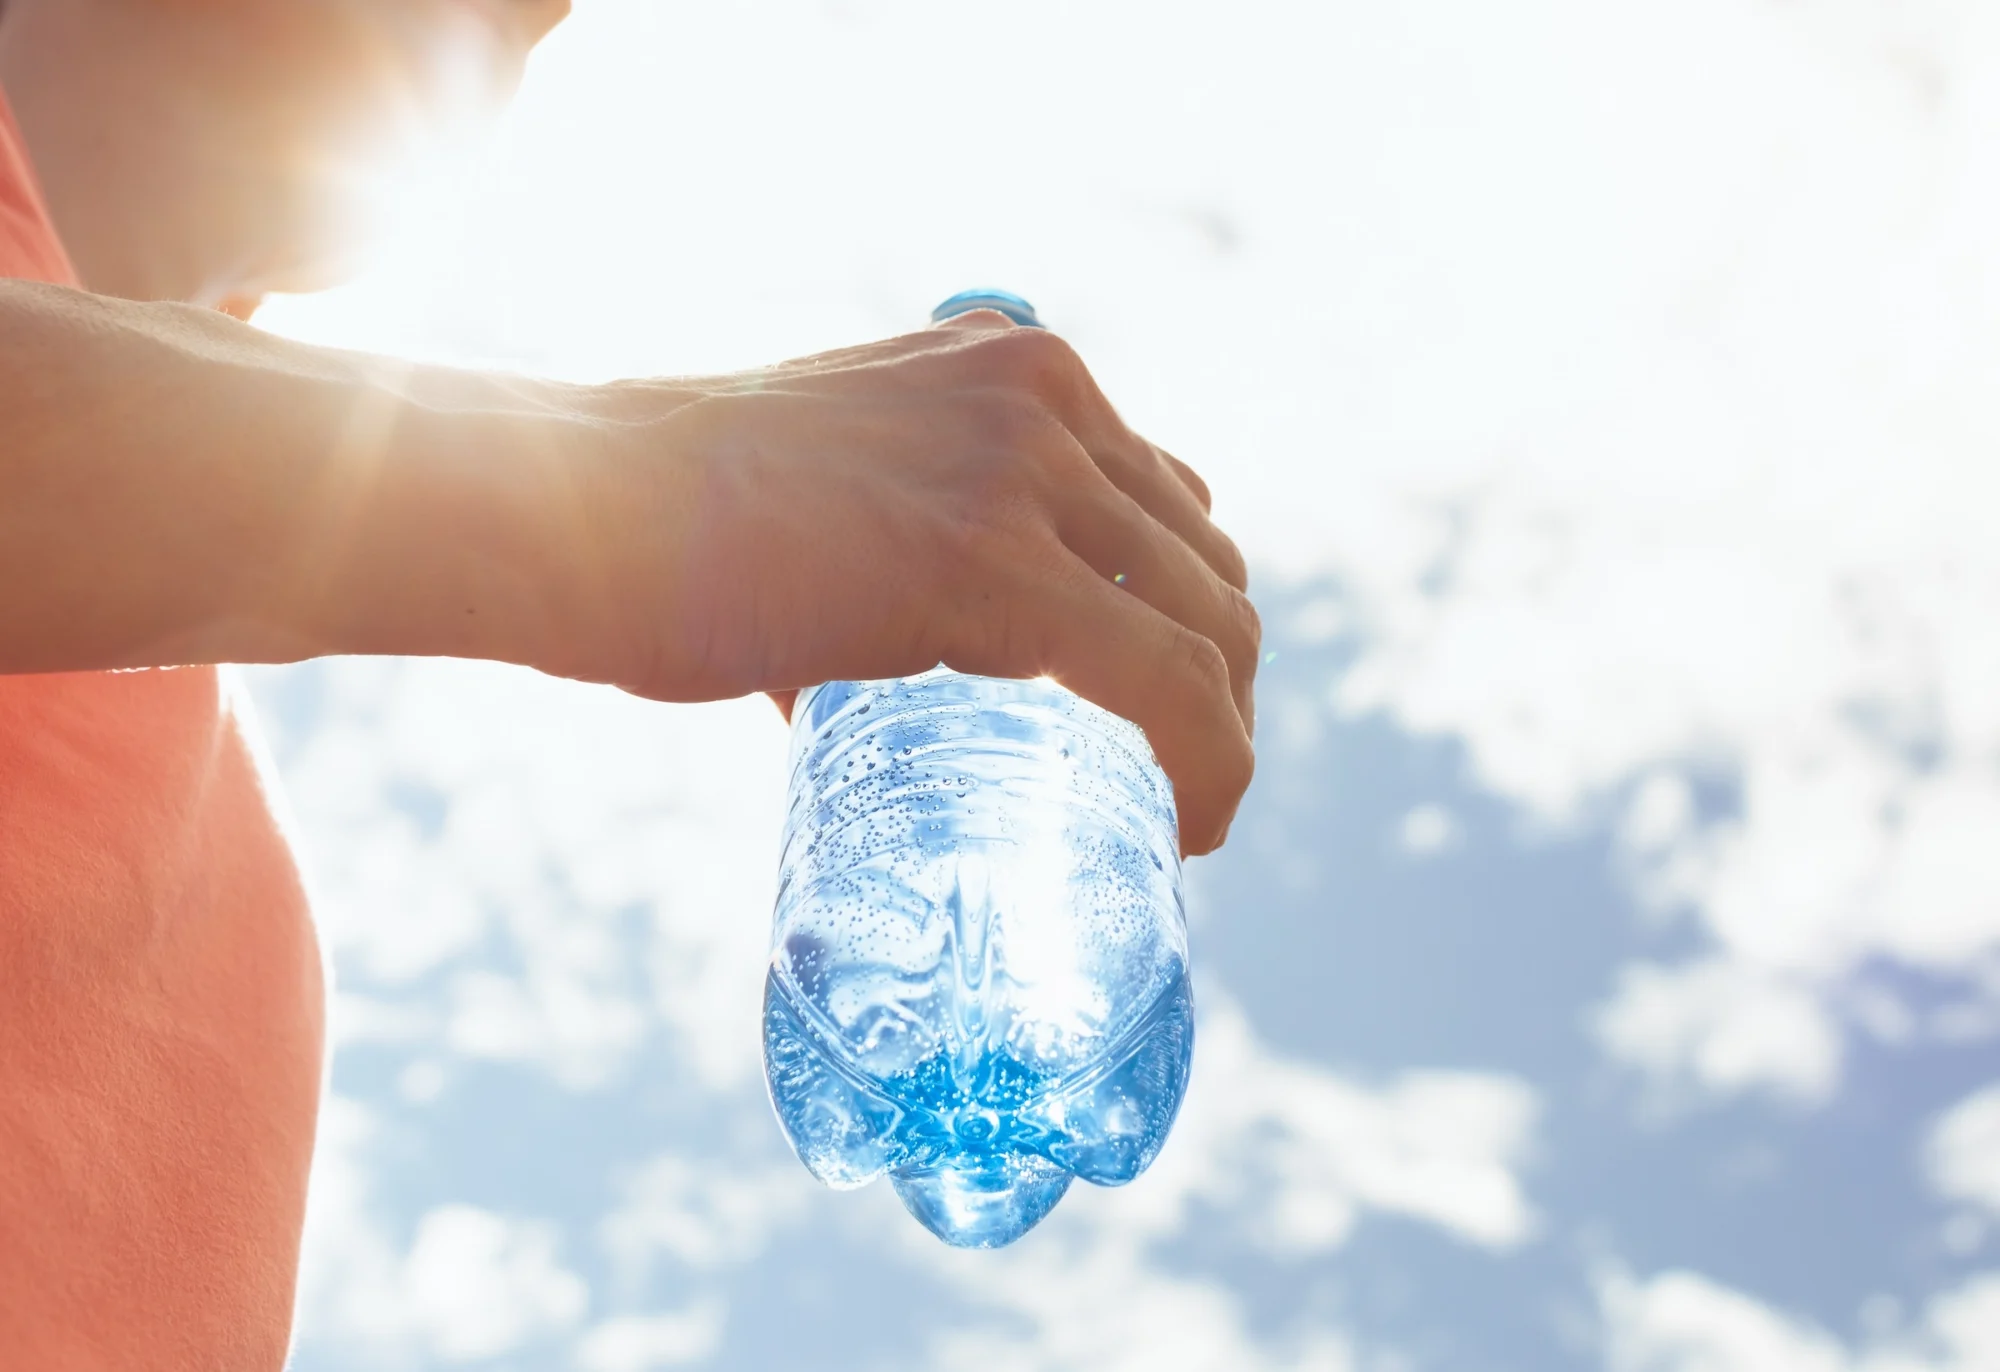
1182, 466, 1214, 511
1225, 588, 1263, 665
1000, 323, 1076, 368
952, 396, 1044, 491
1153, 445, 1212, 509
1171, 625, 1231, 693
982, 326, 1086, 393
976, 396, 1040, 460
984, 395, 1089, 490
981, 389, 1053, 445
1213, 531, 1250, 591
948, 307, 1019, 332
1238, 589, 1263, 649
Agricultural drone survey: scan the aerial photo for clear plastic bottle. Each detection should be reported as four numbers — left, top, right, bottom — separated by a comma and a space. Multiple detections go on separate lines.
761, 292, 1195, 1249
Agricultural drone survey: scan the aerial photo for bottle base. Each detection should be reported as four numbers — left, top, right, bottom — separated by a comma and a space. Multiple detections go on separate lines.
890, 1156, 1074, 1249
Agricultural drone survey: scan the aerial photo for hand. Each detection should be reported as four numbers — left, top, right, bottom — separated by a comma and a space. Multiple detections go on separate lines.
583, 311, 1258, 855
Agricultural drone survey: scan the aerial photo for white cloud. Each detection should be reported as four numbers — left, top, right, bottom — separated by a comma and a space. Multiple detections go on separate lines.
444, 967, 647, 1092
1941, 1215, 1987, 1259
1600, 1268, 1848, 1372
1592, 959, 1844, 1105
1307, 0, 2000, 1104
1910, 1277, 2000, 1372
1599, 1268, 2000, 1372
294, 1094, 411, 1353
1397, 803, 1463, 858
600, 1152, 814, 1281
252, 656, 787, 1089
1080, 990, 1540, 1254
293, 1097, 589, 1363
404, 1205, 589, 1362
578, 1150, 816, 1366
576, 1304, 726, 1372
925, 1233, 1357, 1372
905, 991, 1534, 1371
330, 991, 440, 1049
1925, 1083, 2000, 1218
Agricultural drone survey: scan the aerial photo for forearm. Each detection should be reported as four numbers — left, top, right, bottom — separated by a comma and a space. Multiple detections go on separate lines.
0, 279, 670, 680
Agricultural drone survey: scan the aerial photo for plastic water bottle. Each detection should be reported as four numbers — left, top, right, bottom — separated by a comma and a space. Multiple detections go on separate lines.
761, 291, 1196, 1249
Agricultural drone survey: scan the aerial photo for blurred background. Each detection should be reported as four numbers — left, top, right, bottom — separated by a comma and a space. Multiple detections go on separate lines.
250, 2, 2000, 1368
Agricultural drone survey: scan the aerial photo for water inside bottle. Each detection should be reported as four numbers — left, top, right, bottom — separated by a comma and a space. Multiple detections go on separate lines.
765, 955, 1192, 1246
762, 672, 1193, 1247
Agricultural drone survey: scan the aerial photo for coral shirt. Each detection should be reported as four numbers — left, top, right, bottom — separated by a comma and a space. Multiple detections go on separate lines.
0, 89, 324, 1371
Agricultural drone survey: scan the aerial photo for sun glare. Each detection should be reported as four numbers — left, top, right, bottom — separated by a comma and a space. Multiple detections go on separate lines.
341, 35, 503, 281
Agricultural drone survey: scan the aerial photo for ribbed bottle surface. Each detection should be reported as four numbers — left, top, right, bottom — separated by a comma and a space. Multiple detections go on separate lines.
763, 670, 1194, 1247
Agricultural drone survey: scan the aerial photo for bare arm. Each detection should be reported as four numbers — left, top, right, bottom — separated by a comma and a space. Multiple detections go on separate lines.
0, 281, 1258, 852
0, 279, 648, 672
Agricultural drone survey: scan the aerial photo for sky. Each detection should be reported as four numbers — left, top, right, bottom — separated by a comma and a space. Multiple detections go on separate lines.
250, 2, 2000, 1369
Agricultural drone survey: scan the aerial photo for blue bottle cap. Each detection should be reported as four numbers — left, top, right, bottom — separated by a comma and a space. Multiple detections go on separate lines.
931, 289, 1045, 329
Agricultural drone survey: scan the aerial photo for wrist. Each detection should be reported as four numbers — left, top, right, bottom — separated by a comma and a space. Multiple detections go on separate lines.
256, 374, 626, 680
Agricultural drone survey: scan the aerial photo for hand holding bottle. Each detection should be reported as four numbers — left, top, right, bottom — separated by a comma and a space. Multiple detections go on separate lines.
577, 303, 1259, 854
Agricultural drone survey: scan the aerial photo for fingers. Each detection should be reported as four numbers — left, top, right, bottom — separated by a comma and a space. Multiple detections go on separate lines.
1057, 380, 1243, 590
819, 308, 1255, 852
1083, 431, 1246, 592
943, 546, 1252, 857
1049, 445, 1260, 738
